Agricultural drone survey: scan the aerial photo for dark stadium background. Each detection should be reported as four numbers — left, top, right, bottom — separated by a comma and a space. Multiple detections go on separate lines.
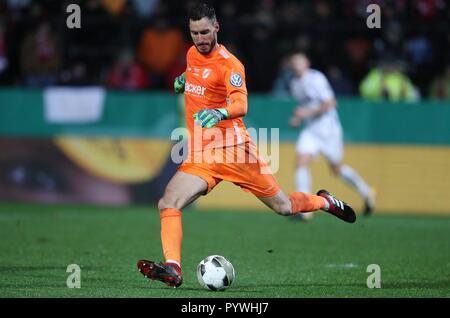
0, 0, 449, 299
0, 0, 449, 95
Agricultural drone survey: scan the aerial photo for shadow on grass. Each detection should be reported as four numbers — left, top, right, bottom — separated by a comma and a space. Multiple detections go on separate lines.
0, 265, 101, 272
239, 280, 450, 291
380, 281, 450, 290
0, 283, 67, 289
132, 284, 264, 293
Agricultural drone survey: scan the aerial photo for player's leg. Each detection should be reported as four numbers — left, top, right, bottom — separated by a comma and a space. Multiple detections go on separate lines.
138, 170, 209, 287
294, 153, 316, 220
329, 162, 375, 215
295, 154, 313, 193
258, 189, 323, 216
157, 170, 208, 265
257, 188, 356, 223
295, 130, 319, 194
322, 124, 375, 215
228, 141, 355, 223
158, 170, 208, 210
320, 122, 375, 215
294, 130, 320, 220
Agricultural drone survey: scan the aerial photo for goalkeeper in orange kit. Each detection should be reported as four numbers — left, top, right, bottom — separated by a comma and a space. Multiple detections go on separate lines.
137, 3, 356, 288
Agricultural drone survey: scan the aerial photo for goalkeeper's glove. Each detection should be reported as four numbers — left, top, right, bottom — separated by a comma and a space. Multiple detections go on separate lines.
193, 108, 229, 128
174, 73, 185, 94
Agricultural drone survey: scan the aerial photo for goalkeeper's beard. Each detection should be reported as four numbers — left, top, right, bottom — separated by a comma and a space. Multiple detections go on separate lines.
196, 38, 217, 55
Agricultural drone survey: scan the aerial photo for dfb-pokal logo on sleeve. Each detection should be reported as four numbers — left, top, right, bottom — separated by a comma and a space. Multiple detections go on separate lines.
230, 73, 243, 87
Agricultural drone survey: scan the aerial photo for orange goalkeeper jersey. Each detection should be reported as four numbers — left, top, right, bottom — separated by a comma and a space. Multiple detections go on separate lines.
184, 44, 251, 151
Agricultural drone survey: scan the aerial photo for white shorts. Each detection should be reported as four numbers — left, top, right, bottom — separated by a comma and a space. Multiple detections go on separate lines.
295, 124, 344, 165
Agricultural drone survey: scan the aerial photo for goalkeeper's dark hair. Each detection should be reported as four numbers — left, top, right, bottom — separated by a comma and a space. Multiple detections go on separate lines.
188, 3, 216, 22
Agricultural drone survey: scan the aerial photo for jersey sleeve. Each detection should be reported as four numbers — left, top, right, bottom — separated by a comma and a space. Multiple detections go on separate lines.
221, 61, 248, 119
313, 72, 335, 101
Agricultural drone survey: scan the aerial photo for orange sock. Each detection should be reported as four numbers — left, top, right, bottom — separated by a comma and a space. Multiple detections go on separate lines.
289, 192, 326, 214
160, 208, 182, 266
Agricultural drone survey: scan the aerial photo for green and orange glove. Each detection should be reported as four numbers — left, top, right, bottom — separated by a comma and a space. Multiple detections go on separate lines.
174, 73, 185, 94
193, 108, 229, 128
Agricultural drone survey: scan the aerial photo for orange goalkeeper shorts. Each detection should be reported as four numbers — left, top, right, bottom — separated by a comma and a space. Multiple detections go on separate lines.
178, 141, 281, 198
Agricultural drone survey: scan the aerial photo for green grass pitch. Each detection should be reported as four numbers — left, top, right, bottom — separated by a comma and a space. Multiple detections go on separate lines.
0, 202, 449, 298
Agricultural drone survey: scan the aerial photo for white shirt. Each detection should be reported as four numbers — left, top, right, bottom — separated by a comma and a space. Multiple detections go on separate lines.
289, 69, 340, 130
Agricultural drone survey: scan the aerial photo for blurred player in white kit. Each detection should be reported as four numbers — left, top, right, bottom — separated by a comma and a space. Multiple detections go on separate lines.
288, 52, 375, 219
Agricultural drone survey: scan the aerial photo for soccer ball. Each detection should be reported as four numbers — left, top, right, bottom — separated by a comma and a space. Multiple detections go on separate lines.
196, 255, 235, 291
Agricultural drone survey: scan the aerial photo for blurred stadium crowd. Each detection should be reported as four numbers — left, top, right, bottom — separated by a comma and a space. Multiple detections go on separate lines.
0, 0, 449, 100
